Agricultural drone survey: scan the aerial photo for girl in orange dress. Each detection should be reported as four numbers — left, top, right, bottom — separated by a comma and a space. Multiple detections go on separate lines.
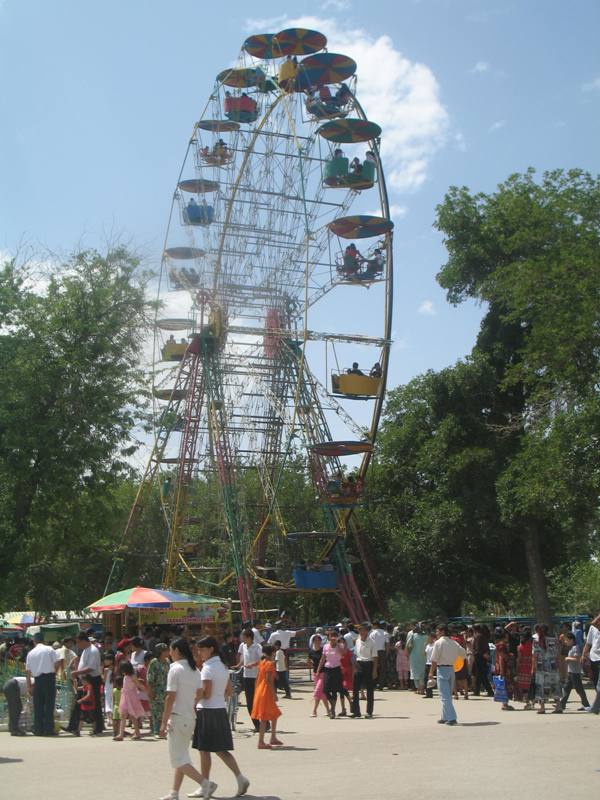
252, 645, 282, 749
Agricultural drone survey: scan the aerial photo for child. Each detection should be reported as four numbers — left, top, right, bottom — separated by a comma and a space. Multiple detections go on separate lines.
77, 675, 96, 736
559, 632, 590, 711
112, 674, 123, 737
307, 634, 330, 718
103, 653, 115, 729
273, 641, 291, 699
395, 636, 409, 689
252, 645, 282, 749
114, 661, 144, 741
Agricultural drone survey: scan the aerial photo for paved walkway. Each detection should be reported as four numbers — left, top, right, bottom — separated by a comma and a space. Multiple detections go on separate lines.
2, 683, 598, 799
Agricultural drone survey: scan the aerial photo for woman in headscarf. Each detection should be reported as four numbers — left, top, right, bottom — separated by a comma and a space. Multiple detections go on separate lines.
407, 624, 428, 694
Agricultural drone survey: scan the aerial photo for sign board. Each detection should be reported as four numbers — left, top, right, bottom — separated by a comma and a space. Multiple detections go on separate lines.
140, 602, 231, 626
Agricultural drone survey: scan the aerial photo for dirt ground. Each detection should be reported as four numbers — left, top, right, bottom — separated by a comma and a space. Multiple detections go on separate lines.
2, 680, 598, 799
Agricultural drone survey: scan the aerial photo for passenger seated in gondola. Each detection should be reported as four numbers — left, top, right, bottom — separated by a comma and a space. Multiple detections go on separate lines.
347, 361, 364, 376
333, 147, 345, 159
278, 55, 298, 92
349, 157, 361, 174
370, 361, 382, 378
169, 268, 184, 290
341, 243, 362, 276
181, 267, 200, 286
361, 248, 385, 280
365, 150, 376, 164
224, 90, 234, 114
237, 92, 258, 122
335, 83, 352, 107
213, 138, 227, 156
200, 145, 210, 158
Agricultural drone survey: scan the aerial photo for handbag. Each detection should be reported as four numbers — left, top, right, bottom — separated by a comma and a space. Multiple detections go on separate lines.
492, 675, 508, 703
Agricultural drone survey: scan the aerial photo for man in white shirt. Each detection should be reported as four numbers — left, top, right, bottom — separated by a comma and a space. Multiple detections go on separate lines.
369, 621, 389, 689
25, 632, 60, 736
429, 624, 466, 726
71, 633, 104, 734
343, 624, 359, 649
583, 613, 600, 686
267, 626, 305, 650
583, 613, 600, 713
351, 623, 378, 718
235, 630, 263, 731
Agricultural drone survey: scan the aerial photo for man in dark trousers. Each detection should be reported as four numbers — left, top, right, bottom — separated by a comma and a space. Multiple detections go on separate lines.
351, 623, 378, 718
25, 632, 60, 736
3, 676, 28, 735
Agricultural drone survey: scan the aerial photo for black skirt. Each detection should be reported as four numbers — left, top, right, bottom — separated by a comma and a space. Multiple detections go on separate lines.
192, 708, 233, 753
323, 666, 343, 694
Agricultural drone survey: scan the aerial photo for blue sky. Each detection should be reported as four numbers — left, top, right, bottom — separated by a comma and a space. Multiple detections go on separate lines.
2, 0, 599, 398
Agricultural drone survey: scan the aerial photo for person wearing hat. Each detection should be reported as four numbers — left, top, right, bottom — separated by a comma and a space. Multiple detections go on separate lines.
25, 632, 61, 736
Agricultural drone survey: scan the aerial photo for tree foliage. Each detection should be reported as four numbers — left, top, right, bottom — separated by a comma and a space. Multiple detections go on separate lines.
0, 248, 152, 611
363, 169, 600, 620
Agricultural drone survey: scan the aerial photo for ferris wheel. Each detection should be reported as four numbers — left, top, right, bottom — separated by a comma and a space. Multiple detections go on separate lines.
116, 27, 394, 622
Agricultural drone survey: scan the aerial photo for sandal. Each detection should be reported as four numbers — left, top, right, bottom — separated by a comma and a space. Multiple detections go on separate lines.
257, 743, 272, 749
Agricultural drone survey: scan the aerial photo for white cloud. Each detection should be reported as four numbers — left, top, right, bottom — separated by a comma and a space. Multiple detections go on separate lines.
471, 61, 490, 74
453, 132, 467, 151
388, 204, 408, 219
581, 77, 600, 93
418, 300, 436, 316
322, 0, 351, 10
392, 337, 408, 352
489, 119, 507, 133
245, 15, 449, 194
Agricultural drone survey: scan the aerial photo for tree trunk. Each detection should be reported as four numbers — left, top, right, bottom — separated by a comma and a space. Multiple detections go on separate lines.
523, 527, 552, 626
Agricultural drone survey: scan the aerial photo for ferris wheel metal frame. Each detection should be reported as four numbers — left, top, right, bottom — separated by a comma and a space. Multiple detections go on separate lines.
111, 27, 395, 622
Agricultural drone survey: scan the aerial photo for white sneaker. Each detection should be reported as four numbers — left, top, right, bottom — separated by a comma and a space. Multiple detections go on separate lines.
236, 775, 250, 796
202, 780, 217, 799
187, 790, 203, 799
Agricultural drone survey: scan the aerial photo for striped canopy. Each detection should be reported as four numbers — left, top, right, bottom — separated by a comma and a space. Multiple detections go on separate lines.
318, 118, 382, 143
243, 33, 278, 59
310, 440, 373, 457
296, 53, 356, 90
88, 586, 225, 612
163, 247, 205, 260
178, 179, 219, 194
217, 67, 266, 88
197, 120, 240, 132
276, 28, 327, 56
328, 215, 394, 239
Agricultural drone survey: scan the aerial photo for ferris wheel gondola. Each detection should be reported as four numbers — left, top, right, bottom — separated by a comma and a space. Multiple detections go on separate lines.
113, 26, 394, 621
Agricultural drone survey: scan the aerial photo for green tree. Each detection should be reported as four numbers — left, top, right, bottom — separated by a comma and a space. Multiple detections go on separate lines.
435, 169, 600, 621
0, 247, 152, 611
363, 357, 518, 616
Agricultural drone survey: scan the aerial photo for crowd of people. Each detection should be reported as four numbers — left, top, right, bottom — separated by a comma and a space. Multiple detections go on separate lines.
3, 613, 600, 797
